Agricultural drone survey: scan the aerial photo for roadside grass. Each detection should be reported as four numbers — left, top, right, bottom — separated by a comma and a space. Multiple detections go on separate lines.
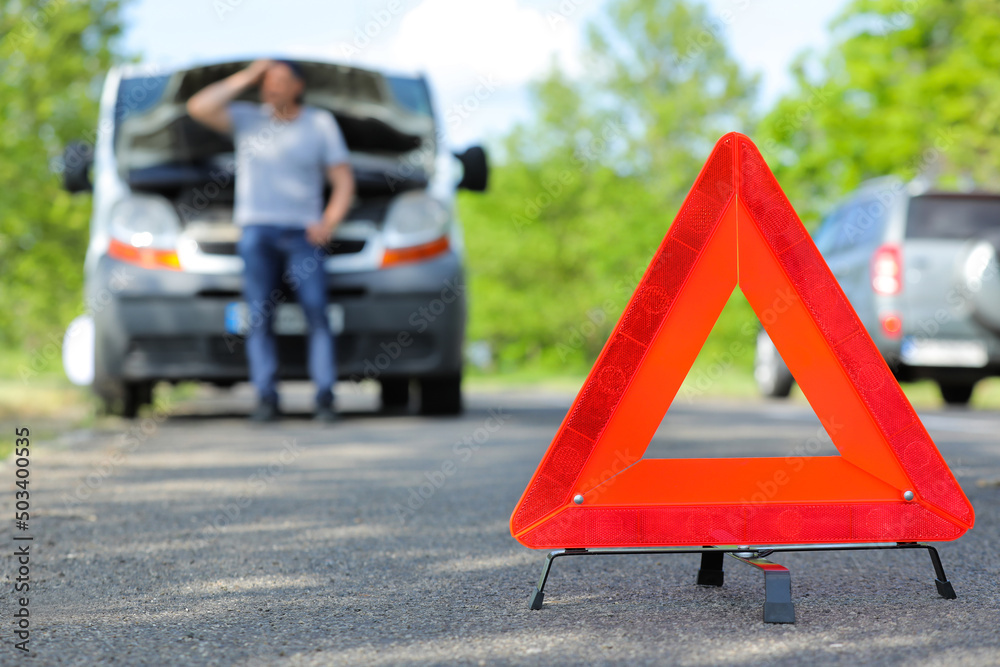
0, 362, 198, 461
0, 378, 90, 462
0, 379, 94, 422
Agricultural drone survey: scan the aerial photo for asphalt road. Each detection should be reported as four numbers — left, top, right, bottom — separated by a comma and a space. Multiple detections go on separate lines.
3, 383, 999, 666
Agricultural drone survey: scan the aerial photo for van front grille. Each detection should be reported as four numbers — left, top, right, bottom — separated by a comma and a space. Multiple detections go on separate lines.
196, 239, 366, 256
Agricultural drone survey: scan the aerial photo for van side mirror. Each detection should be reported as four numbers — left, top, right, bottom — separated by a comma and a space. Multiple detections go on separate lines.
455, 145, 488, 192
62, 140, 94, 193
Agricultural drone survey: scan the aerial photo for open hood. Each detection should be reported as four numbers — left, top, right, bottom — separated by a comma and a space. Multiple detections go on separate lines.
114, 59, 437, 195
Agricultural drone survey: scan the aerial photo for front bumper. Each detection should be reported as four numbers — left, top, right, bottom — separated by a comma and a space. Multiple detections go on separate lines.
88, 251, 466, 385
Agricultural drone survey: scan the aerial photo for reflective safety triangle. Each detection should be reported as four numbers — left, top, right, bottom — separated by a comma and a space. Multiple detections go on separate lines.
510, 133, 975, 549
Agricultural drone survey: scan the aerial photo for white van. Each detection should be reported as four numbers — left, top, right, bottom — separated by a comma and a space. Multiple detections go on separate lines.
62, 58, 488, 417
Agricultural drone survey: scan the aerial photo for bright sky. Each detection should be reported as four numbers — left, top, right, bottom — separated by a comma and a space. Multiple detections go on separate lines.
121, 0, 848, 150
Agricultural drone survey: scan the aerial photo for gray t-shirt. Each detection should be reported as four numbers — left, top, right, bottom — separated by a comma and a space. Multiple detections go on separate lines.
228, 101, 350, 227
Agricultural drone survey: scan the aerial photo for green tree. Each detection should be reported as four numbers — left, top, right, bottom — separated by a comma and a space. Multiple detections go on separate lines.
459, 0, 758, 373
0, 0, 127, 353
760, 0, 1000, 224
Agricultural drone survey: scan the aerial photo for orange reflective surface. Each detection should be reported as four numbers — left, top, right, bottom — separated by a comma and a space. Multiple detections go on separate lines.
510, 133, 974, 549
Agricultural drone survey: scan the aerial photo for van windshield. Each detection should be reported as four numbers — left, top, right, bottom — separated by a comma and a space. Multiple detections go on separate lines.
906, 195, 1000, 240
116, 74, 171, 125
113, 62, 437, 198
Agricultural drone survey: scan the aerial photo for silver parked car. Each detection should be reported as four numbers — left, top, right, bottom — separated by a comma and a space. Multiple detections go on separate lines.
755, 177, 1000, 405
62, 58, 488, 417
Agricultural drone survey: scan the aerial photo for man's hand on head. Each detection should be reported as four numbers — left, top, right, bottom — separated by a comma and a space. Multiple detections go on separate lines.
306, 221, 337, 247
246, 59, 274, 84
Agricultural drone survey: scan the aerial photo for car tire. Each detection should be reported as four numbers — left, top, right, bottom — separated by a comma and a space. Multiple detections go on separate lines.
418, 374, 463, 415
121, 381, 154, 418
754, 330, 794, 398
938, 381, 975, 407
95, 380, 152, 418
380, 378, 411, 411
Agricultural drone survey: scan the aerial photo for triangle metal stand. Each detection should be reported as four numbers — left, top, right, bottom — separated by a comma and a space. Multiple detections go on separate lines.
527, 542, 956, 623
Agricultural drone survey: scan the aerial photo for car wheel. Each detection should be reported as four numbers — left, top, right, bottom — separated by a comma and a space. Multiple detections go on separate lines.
380, 378, 411, 410
418, 374, 463, 415
754, 330, 794, 398
98, 380, 153, 418
937, 381, 975, 407
121, 381, 154, 418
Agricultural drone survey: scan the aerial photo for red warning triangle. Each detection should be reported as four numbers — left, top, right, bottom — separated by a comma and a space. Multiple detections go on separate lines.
510, 133, 974, 548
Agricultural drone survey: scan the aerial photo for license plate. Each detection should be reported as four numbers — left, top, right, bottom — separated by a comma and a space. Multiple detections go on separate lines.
900, 338, 988, 367
225, 302, 344, 335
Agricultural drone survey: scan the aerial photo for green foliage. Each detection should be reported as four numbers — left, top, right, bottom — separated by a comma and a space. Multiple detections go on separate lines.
4, 0, 999, 390
759, 0, 1000, 224
460, 0, 758, 374
463, 0, 1000, 378
0, 0, 126, 349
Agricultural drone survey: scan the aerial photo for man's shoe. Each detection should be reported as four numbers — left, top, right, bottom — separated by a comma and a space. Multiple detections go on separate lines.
314, 404, 338, 423
250, 401, 280, 422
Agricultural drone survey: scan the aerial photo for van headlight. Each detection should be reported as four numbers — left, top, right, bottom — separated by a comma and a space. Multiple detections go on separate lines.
109, 195, 180, 249
107, 195, 183, 271
382, 191, 450, 249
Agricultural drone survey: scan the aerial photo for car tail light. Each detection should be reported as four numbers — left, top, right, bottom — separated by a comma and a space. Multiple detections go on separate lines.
871, 244, 902, 295
879, 311, 902, 339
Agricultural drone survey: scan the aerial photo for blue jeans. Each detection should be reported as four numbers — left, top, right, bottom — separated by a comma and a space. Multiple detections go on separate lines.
237, 225, 335, 407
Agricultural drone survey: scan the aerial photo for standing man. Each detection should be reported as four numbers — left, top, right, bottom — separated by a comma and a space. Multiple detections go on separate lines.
187, 59, 355, 422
